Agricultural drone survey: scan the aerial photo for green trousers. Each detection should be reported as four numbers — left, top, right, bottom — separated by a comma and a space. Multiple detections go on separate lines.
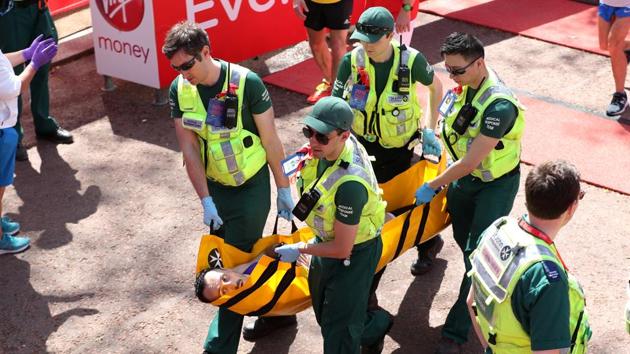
203, 167, 270, 354
442, 170, 520, 344
0, 3, 59, 142
310, 236, 391, 354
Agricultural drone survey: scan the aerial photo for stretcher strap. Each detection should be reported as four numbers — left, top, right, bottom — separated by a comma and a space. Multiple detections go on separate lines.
413, 202, 431, 246
393, 208, 414, 260
247, 264, 298, 316
392, 202, 431, 260
272, 216, 298, 235
221, 260, 280, 309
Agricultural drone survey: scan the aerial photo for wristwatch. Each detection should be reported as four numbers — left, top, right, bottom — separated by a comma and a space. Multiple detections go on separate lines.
402, 3, 412, 12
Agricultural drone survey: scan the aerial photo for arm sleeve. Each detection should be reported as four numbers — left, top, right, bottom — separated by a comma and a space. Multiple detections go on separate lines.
169, 77, 183, 118
511, 262, 571, 351
332, 53, 353, 98
410, 51, 435, 87
334, 180, 368, 225
479, 99, 518, 138
0, 54, 21, 101
244, 71, 273, 115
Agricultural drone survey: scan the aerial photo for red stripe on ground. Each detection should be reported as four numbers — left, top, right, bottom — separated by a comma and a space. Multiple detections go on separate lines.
419, 0, 607, 56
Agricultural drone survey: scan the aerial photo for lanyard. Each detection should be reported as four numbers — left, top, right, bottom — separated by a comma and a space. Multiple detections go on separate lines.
518, 216, 569, 272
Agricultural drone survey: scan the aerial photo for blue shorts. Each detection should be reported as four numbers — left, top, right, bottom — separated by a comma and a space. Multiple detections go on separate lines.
0, 128, 18, 187
599, 3, 630, 23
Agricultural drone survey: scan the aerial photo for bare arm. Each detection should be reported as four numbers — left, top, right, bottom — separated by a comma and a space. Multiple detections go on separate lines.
427, 133, 499, 190
253, 107, 290, 189
424, 74, 443, 130
467, 285, 489, 350
533, 350, 561, 354
173, 119, 210, 200
299, 220, 358, 259
4, 51, 26, 67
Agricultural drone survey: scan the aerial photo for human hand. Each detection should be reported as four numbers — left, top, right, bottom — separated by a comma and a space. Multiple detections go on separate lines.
23, 34, 46, 61
274, 242, 303, 263
202, 196, 223, 231
422, 128, 442, 157
415, 182, 436, 205
396, 7, 411, 33
293, 0, 309, 20
30, 39, 58, 70
277, 187, 294, 221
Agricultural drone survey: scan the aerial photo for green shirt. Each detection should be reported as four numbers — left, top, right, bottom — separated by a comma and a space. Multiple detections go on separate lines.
465, 87, 518, 139
168, 60, 272, 135
511, 261, 571, 351
316, 159, 368, 225
332, 44, 435, 98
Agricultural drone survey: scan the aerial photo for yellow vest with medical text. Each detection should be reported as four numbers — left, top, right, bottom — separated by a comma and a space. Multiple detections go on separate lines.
469, 217, 591, 354
441, 69, 525, 182
298, 135, 386, 244
176, 64, 267, 186
346, 43, 423, 148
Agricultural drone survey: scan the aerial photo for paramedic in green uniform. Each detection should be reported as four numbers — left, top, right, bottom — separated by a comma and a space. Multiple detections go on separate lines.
332, 6, 445, 300
163, 21, 295, 354
275, 97, 393, 354
413, 32, 524, 354
467, 160, 591, 353
0, 0, 74, 161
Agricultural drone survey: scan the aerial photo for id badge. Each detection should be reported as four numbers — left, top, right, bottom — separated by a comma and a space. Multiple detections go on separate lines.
349, 84, 369, 110
438, 90, 457, 117
281, 153, 302, 177
206, 98, 226, 128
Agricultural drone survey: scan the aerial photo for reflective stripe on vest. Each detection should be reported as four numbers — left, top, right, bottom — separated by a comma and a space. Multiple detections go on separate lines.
347, 43, 422, 148
176, 64, 267, 186
440, 69, 525, 182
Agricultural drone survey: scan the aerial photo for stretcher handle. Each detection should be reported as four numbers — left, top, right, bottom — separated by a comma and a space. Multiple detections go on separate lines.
273, 215, 298, 235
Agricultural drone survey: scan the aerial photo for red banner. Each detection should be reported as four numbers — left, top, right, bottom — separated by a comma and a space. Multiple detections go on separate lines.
48, 0, 89, 16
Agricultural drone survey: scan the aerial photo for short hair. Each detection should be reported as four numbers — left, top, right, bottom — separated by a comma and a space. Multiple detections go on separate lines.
162, 21, 210, 59
525, 160, 581, 219
440, 32, 485, 61
194, 268, 212, 303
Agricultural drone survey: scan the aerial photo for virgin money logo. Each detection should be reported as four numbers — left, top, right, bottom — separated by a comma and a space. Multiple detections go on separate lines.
96, 0, 145, 32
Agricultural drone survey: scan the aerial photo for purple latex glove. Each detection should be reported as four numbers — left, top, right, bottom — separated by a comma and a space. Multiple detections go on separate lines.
31, 40, 58, 70
22, 34, 45, 61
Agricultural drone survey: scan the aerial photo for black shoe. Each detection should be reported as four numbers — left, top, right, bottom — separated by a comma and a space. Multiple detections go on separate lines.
606, 92, 628, 117
242, 315, 297, 342
15, 143, 28, 161
36, 127, 74, 144
410, 235, 444, 276
361, 312, 393, 354
368, 291, 380, 311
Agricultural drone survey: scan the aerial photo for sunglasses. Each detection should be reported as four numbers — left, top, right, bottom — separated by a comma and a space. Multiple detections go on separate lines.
171, 55, 198, 72
578, 189, 585, 201
445, 56, 481, 76
356, 22, 392, 36
302, 126, 334, 145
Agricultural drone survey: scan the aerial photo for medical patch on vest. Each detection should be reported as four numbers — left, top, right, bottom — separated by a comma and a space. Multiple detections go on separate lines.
206, 98, 226, 128
337, 204, 354, 219
439, 90, 457, 117
349, 85, 369, 110
541, 260, 561, 282
484, 116, 501, 131
183, 117, 203, 130
387, 94, 409, 105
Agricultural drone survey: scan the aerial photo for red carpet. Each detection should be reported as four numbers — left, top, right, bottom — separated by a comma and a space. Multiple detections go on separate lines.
419, 0, 607, 56
264, 67, 630, 195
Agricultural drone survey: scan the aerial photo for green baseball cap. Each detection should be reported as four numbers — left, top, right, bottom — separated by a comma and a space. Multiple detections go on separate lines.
304, 96, 354, 134
350, 7, 395, 43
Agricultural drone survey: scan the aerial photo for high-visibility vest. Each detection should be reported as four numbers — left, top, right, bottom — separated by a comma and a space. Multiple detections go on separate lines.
297, 135, 386, 244
469, 217, 592, 353
441, 69, 525, 182
177, 63, 267, 186
345, 42, 423, 148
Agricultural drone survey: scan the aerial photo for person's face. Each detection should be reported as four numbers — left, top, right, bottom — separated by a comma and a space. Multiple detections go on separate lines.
443, 53, 483, 86
303, 126, 348, 161
361, 33, 393, 60
202, 268, 248, 302
169, 46, 210, 85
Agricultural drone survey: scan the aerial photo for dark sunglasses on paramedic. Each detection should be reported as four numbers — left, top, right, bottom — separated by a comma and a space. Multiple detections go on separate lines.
171, 55, 199, 72
302, 126, 334, 145
356, 22, 392, 36
445, 56, 481, 76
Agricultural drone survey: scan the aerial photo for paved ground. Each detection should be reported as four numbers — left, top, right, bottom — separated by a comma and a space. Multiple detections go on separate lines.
1, 11, 629, 354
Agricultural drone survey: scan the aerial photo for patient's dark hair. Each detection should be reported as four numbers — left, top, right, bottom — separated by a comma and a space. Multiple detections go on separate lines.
194, 268, 212, 303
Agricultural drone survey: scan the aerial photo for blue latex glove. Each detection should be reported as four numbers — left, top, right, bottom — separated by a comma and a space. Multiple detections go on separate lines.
31, 39, 57, 70
201, 196, 223, 231
22, 34, 45, 61
415, 182, 436, 205
422, 128, 442, 157
274, 242, 303, 263
277, 187, 294, 221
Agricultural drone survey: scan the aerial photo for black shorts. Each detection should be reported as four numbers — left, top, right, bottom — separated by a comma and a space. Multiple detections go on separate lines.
304, 0, 353, 31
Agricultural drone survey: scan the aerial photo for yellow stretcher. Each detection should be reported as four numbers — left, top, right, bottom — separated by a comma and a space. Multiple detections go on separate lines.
195, 155, 450, 316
